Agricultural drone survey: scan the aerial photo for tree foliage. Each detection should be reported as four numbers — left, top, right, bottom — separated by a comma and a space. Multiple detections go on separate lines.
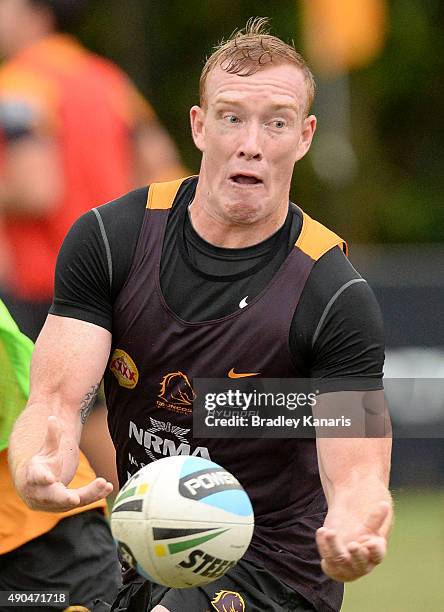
79, 1, 443, 243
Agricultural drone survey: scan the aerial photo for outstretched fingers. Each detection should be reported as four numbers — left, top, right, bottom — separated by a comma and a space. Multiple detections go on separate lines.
357, 534, 387, 564
75, 477, 114, 507
347, 541, 373, 575
25, 481, 81, 512
316, 528, 377, 581
317, 528, 349, 564
25, 478, 113, 512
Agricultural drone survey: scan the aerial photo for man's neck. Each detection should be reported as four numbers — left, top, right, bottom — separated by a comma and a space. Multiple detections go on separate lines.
188, 179, 288, 249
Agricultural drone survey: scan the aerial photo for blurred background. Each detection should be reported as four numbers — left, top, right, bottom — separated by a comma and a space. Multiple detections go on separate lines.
1, 0, 443, 609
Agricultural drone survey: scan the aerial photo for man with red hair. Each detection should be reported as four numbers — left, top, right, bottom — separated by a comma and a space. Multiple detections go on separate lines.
9, 18, 392, 612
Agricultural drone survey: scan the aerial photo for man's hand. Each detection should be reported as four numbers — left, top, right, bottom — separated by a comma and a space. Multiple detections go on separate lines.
15, 416, 113, 512
316, 501, 390, 582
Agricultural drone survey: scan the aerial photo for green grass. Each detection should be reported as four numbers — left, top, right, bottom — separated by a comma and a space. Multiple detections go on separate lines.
342, 489, 443, 612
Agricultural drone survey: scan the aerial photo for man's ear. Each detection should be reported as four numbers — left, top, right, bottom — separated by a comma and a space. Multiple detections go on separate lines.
295, 114, 317, 163
190, 105, 206, 152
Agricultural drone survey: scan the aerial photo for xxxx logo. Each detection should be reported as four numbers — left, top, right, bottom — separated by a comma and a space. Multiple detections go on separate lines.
211, 590, 246, 612
157, 371, 196, 415
109, 349, 139, 389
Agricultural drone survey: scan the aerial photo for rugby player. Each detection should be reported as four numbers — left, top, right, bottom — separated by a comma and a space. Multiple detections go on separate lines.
9, 18, 392, 612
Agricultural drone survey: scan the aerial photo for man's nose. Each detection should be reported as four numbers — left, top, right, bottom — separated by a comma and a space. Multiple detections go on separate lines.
237, 123, 263, 161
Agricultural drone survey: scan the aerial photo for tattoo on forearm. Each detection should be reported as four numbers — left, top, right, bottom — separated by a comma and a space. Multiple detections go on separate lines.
80, 383, 100, 424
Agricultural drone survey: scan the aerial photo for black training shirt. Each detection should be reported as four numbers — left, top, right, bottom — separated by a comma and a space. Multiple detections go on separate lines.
50, 186, 384, 383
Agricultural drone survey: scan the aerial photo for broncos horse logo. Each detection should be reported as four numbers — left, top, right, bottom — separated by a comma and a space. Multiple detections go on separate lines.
158, 371, 196, 406
211, 590, 246, 612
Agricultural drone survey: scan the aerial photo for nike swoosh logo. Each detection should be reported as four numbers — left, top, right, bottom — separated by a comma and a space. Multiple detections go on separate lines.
239, 296, 248, 309
228, 368, 260, 379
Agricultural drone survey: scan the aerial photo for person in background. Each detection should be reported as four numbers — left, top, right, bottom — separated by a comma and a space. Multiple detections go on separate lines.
0, 298, 121, 612
0, 0, 186, 489
0, 0, 185, 340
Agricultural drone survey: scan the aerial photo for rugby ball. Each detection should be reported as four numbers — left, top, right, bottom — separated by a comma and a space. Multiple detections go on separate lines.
110, 456, 254, 588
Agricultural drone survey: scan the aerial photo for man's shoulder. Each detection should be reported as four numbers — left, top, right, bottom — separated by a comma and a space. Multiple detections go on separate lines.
294, 207, 347, 263
97, 186, 149, 209
308, 245, 363, 298
94, 187, 149, 227
146, 176, 197, 211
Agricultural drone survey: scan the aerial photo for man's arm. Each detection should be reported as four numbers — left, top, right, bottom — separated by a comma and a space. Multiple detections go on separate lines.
8, 314, 113, 512
315, 393, 393, 582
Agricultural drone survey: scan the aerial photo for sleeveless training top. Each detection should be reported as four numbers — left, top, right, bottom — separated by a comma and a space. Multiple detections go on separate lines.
104, 177, 347, 612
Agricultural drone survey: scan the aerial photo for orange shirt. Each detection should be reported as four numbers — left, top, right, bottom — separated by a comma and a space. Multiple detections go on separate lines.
0, 448, 106, 554
0, 34, 154, 300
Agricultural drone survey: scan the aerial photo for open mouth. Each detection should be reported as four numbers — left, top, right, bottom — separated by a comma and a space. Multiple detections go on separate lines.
229, 174, 263, 186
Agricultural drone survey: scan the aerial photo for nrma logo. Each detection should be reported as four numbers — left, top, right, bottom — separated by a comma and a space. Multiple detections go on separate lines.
129, 418, 210, 462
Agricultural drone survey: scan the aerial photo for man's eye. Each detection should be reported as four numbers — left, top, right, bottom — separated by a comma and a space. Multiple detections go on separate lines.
224, 115, 240, 124
273, 120, 286, 129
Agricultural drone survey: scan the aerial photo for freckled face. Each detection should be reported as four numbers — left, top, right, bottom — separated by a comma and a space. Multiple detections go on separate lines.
190, 62, 316, 225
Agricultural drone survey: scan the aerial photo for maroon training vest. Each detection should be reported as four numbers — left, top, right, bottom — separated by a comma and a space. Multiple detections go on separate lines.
104, 178, 347, 612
